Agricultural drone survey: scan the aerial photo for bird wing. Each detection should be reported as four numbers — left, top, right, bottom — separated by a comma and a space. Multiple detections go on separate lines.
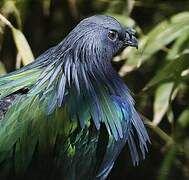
0, 47, 75, 174
0, 52, 150, 179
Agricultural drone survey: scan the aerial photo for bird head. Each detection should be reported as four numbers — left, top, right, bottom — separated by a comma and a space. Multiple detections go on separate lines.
56, 15, 139, 91
63, 15, 138, 62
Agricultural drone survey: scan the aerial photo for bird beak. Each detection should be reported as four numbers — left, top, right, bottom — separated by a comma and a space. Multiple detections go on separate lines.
123, 28, 138, 49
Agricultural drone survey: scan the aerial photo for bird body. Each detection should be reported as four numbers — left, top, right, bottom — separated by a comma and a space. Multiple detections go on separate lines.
0, 15, 150, 180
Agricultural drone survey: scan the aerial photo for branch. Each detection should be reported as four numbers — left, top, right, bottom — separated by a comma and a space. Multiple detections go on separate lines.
140, 113, 174, 145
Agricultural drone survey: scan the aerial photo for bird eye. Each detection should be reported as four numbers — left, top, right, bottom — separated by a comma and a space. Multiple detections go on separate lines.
108, 30, 118, 41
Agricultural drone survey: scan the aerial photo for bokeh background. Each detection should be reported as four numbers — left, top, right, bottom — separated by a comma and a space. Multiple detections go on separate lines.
0, 0, 189, 180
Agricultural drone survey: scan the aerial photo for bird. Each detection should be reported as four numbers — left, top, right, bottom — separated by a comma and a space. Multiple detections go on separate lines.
0, 15, 150, 180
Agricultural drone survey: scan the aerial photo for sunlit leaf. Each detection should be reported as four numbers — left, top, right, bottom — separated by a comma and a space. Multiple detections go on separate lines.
0, 61, 6, 75
178, 108, 189, 128
142, 12, 189, 59
153, 82, 174, 125
12, 27, 34, 65
166, 31, 189, 60
166, 107, 174, 124
119, 12, 189, 74
127, 0, 135, 15
2, 0, 22, 29
181, 68, 189, 77
42, 0, 51, 15
144, 53, 189, 90
0, 13, 13, 28
0, 13, 34, 65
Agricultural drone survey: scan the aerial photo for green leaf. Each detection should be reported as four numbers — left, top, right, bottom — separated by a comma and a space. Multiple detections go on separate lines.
119, 12, 189, 74
166, 31, 189, 60
153, 82, 174, 125
144, 53, 189, 90
177, 108, 189, 128
0, 61, 6, 75
166, 107, 174, 124
158, 145, 178, 180
11, 27, 34, 65
0, 13, 34, 66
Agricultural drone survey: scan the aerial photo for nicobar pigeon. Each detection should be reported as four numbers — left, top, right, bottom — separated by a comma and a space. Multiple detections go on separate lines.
0, 15, 150, 180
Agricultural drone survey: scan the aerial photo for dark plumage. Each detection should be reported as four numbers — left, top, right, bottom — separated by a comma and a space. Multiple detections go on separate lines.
0, 15, 150, 180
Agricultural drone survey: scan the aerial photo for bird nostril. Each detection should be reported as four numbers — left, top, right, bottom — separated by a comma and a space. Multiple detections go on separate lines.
129, 34, 133, 40
125, 28, 136, 36
123, 32, 138, 49
125, 32, 132, 40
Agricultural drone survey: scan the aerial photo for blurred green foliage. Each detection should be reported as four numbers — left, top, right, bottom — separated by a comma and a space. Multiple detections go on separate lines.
0, 0, 189, 180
